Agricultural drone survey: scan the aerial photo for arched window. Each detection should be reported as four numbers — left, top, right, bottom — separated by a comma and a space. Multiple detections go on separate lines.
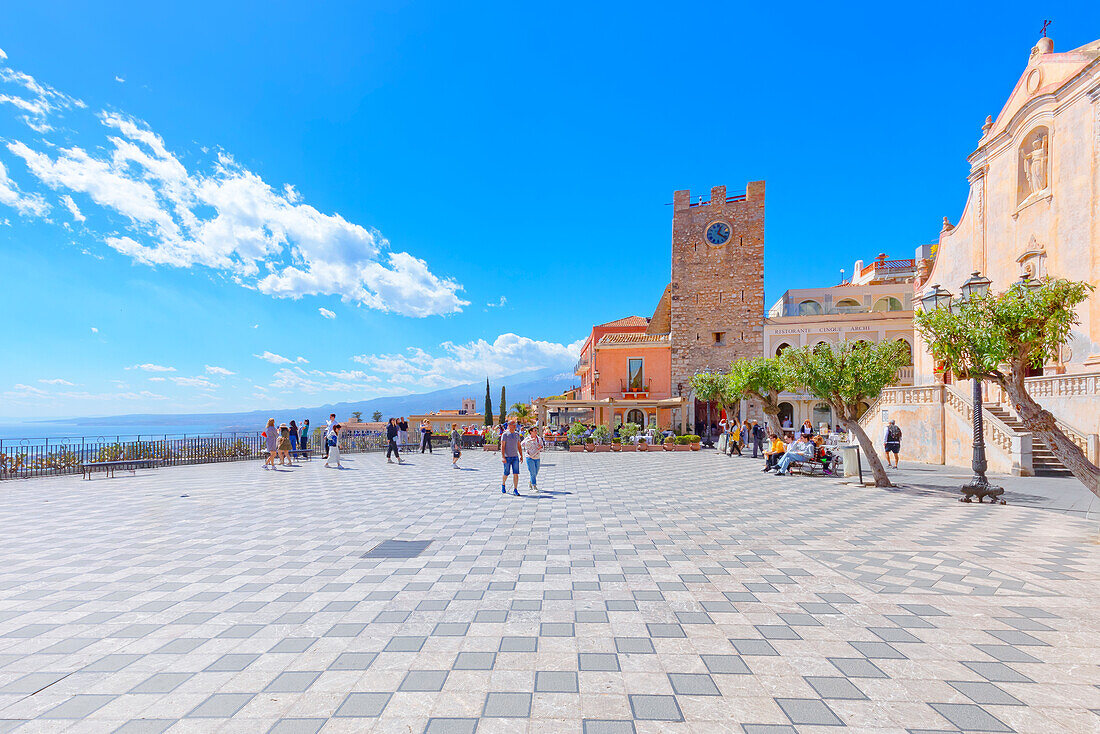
812, 340, 830, 355
777, 402, 794, 429
774, 342, 792, 357
798, 300, 823, 316
872, 296, 903, 312
834, 298, 861, 312
896, 338, 912, 366
626, 409, 645, 427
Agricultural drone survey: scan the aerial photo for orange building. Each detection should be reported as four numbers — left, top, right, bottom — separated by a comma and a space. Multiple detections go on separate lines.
571, 316, 675, 429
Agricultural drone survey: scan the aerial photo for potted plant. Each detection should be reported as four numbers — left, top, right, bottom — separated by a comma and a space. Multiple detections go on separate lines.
610, 436, 621, 452
673, 436, 692, 451
592, 425, 611, 452
567, 422, 587, 452
686, 434, 702, 451
584, 436, 595, 452
637, 436, 648, 452
663, 436, 676, 451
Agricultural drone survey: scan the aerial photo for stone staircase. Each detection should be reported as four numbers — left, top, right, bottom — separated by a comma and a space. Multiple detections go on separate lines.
985, 404, 1072, 477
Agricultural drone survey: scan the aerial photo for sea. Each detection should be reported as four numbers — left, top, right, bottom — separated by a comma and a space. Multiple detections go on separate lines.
0, 421, 261, 445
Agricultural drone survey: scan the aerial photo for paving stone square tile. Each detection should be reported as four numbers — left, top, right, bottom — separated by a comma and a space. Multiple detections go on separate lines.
482, 691, 532, 717
628, 693, 683, 721
0, 452, 1096, 733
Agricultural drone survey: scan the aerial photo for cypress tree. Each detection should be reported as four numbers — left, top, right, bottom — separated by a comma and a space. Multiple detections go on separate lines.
499, 386, 506, 426
484, 378, 493, 426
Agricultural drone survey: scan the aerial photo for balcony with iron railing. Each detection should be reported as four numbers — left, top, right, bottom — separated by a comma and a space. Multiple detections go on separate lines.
620, 379, 651, 397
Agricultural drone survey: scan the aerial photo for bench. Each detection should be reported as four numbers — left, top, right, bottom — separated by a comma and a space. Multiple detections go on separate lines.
81, 458, 159, 480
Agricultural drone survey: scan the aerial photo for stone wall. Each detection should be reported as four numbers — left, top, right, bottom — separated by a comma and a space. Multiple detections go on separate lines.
670, 181, 765, 394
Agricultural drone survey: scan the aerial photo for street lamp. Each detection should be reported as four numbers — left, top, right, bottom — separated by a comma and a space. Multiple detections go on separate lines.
919, 283, 954, 313
952, 271, 1004, 504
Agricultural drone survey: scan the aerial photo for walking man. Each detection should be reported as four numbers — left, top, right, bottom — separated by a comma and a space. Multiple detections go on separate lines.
397, 417, 408, 447
323, 413, 336, 459
386, 418, 403, 464
751, 420, 763, 458
883, 419, 902, 468
500, 419, 523, 496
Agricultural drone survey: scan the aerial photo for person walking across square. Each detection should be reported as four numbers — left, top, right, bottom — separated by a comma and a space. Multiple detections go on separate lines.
323, 413, 336, 459
500, 419, 523, 496
521, 426, 543, 491
883, 419, 902, 468
386, 418, 402, 464
450, 422, 462, 469
324, 424, 343, 468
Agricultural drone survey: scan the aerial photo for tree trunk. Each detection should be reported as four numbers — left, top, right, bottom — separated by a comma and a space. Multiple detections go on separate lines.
752, 391, 784, 436
1000, 369, 1100, 499
842, 415, 892, 488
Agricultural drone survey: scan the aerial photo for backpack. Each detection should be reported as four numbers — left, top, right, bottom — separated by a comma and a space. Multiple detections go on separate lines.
887, 425, 902, 442
327, 434, 338, 447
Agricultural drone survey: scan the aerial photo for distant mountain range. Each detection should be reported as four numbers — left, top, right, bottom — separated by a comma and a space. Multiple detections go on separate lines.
28, 368, 578, 430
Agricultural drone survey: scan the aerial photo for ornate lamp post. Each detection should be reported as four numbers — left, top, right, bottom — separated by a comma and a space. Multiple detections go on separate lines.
921, 275, 1005, 504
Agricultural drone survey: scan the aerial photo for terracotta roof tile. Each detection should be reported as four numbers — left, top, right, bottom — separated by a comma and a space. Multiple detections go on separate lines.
596, 333, 670, 345
597, 315, 650, 328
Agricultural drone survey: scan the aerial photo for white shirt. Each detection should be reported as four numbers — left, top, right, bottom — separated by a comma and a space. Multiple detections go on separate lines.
325, 418, 335, 436
520, 435, 542, 459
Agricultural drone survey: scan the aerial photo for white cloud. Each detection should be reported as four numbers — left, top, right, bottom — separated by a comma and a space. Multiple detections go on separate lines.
254, 351, 307, 365
90, 326, 98, 333
38, 378, 74, 386
251, 324, 259, 329
114, 76, 125, 83
204, 365, 235, 375
148, 376, 166, 382
126, 363, 176, 372
487, 296, 507, 308
318, 307, 336, 320
60, 194, 85, 223
168, 376, 216, 389
352, 333, 583, 391
0, 61, 467, 317
0, 55, 85, 131
2, 384, 165, 403
0, 160, 47, 217
268, 366, 393, 396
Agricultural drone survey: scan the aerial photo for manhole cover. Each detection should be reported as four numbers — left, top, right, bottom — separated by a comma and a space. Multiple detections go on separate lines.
362, 540, 432, 559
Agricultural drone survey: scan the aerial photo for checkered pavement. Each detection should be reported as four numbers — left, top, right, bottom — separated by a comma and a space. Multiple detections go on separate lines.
0, 449, 1097, 732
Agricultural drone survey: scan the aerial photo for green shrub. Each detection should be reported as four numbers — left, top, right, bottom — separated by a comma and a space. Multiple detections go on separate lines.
592, 425, 610, 443
618, 422, 640, 441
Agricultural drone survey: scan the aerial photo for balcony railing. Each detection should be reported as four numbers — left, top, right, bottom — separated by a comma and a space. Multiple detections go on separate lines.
620, 379, 651, 394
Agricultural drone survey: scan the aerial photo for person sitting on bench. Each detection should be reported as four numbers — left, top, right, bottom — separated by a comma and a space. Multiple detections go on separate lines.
774, 435, 816, 476
762, 433, 786, 472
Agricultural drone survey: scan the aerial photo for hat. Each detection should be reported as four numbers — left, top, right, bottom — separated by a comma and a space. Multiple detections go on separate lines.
278, 423, 288, 429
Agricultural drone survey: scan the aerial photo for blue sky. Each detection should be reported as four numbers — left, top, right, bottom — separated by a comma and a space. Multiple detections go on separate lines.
1, 1, 1098, 419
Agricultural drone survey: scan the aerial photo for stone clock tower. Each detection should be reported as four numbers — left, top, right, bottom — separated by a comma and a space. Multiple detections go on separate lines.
668, 181, 765, 394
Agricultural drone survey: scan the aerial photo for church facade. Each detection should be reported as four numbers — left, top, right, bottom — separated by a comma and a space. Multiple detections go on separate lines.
864, 33, 1100, 475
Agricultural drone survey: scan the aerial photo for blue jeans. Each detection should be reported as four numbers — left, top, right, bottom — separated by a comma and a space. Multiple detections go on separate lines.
526, 457, 540, 486
778, 451, 813, 473
502, 456, 520, 476
290, 434, 299, 456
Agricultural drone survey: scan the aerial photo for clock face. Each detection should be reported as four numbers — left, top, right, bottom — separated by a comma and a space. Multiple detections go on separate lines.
705, 221, 731, 246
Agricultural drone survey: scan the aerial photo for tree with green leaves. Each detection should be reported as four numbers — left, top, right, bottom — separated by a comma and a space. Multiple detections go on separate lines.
689, 371, 733, 443
484, 378, 493, 427
351, 411, 362, 423
511, 402, 532, 424
781, 340, 908, 487
371, 410, 382, 422
726, 355, 791, 435
915, 277, 1099, 496
499, 386, 507, 426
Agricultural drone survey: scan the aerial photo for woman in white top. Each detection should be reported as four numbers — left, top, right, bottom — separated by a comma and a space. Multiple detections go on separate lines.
521, 427, 543, 491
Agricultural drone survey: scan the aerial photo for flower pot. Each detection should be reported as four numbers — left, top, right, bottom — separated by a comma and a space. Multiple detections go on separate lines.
610, 444, 621, 452
689, 443, 701, 451
637, 443, 648, 452
663, 443, 675, 451
621, 444, 636, 452
568, 444, 584, 452
594, 444, 611, 452
584, 443, 595, 452
674, 444, 691, 451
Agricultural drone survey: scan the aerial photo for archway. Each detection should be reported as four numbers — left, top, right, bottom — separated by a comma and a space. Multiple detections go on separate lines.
812, 402, 832, 431
626, 408, 645, 427
775, 342, 792, 357
872, 296, 903, 312
777, 402, 794, 430
799, 300, 823, 316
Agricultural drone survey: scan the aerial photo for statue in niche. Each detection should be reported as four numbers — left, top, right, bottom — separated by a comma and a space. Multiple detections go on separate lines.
1021, 134, 1048, 194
